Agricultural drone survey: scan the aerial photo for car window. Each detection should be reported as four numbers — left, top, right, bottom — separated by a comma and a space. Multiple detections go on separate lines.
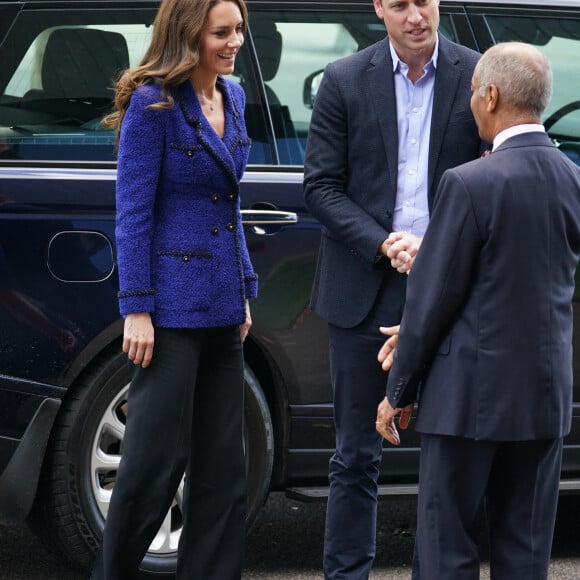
0, 7, 458, 168
484, 15, 580, 166
0, 10, 267, 165
249, 12, 456, 165
0, 9, 159, 164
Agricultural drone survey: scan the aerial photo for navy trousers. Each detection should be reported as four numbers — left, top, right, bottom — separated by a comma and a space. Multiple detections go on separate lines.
414, 434, 563, 580
91, 325, 246, 580
324, 269, 407, 580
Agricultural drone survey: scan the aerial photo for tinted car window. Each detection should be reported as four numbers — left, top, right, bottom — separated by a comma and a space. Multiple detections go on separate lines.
248, 12, 457, 165
0, 8, 458, 167
0, 12, 268, 164
485, 16, 580, 146
0, 11, 156, 162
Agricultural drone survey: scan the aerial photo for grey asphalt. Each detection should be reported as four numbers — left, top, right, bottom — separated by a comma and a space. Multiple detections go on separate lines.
0, 493, 579, 579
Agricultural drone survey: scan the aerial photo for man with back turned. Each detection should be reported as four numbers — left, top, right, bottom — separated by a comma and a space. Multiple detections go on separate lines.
376, 42, 580, 579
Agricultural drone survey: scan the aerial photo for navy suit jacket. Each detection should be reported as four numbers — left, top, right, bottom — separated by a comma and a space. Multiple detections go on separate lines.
304, 34, 482, 328
387, 132, 580, 441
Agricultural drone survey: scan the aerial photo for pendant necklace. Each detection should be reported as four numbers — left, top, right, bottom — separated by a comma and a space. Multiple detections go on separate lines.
200, 93, 215, 112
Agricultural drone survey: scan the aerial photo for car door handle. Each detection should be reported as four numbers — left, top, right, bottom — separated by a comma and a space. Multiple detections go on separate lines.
241, 209, 298, 226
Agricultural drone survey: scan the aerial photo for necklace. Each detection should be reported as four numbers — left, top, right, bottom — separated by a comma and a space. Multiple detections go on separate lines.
199, 93, 216, 112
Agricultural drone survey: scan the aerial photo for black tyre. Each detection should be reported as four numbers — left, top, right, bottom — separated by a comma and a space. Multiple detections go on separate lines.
29, 348, 274, 576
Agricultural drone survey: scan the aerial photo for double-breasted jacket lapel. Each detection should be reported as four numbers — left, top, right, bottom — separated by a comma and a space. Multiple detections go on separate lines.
177, 78, 245, 192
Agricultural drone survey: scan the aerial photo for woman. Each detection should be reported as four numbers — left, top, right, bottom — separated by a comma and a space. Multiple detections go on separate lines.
91, 0, 256, 578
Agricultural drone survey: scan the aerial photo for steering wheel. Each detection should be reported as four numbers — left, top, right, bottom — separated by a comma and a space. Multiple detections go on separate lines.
544, 100, 580, 132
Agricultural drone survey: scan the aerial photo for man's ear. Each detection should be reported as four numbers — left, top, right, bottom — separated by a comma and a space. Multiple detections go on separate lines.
486, 84, 499, 113
373, 0, 384, 18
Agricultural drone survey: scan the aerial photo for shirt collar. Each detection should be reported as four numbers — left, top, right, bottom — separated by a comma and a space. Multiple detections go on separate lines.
389, 34, 439, 75
492, 124, 546, 151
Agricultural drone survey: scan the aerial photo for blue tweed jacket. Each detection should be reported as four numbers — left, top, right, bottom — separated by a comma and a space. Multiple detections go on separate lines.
115, 77, 258, 328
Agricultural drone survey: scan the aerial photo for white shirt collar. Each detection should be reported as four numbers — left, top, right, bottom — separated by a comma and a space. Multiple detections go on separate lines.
492, 124, 545, 151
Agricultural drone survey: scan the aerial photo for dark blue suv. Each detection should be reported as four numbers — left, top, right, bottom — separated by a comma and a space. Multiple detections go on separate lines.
1, 0, 580, 576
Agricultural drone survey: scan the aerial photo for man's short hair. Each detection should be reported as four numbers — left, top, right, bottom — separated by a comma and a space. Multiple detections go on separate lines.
474, 42, 552, 118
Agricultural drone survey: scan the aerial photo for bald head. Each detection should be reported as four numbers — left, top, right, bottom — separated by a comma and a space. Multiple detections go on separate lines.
473, 42, 552, 119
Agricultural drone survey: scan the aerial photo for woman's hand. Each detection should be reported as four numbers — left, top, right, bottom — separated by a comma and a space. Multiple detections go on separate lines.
240, 300, 252, 343
123, 312, 154, 368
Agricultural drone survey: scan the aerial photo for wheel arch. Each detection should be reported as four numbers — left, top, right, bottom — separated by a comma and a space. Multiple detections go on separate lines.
26, 330, 290, 576
58, 318, 125, 389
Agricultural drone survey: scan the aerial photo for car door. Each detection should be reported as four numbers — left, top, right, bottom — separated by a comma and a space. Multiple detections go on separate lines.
242, 0, 483, 486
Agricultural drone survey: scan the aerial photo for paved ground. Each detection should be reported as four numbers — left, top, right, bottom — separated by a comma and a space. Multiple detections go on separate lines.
243, 493, 580, 579
0, 493, 579, 579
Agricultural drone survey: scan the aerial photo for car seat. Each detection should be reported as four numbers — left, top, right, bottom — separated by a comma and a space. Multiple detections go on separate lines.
23, 28, 130, 123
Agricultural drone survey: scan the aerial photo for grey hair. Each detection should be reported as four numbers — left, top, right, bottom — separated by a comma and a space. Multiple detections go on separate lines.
474, 42, 553, 118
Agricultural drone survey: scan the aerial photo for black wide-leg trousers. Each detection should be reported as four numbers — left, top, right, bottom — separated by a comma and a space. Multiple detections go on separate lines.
91, 325, 246, 580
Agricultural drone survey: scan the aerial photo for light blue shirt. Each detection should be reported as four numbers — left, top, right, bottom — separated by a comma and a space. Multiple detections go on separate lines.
390, 38, 439, 237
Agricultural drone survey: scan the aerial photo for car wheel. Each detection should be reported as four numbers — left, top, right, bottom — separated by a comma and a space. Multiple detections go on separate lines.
28, 347, 274, 575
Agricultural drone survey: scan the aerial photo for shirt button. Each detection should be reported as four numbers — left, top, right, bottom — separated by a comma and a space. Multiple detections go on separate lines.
412, 107, 419, 113
212, 227, 219, 235
227, 223, 235, 232
211, 194, 219, 203
187, 150, 193, 157
411, 138, 417, 145
227, 192, 236, 201
408, 169, 416, 175
183, 255, 189, 262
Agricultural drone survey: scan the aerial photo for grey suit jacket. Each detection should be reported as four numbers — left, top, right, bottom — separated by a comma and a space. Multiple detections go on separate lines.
386, 132, 580, 441
304, 34, 483, 328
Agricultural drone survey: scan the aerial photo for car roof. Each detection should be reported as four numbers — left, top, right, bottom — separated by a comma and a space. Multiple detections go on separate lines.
2, 0, 579, 13
4, 0, 580, 4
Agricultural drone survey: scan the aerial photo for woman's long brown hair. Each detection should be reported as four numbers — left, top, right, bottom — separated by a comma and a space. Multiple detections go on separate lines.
103, 0, 248, 143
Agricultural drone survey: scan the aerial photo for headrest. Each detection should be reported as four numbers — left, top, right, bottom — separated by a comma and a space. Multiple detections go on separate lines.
250, 21, 282, 82
41, 28, 130, 99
